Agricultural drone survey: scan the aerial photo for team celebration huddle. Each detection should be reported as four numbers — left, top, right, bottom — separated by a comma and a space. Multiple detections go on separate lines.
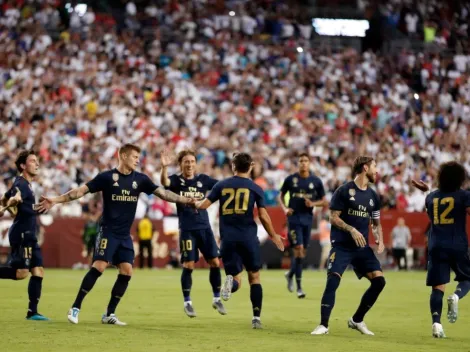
1, 145, 470, 338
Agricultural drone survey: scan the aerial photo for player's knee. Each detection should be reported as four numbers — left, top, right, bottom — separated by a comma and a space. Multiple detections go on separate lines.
433, 284, 445, 292
16, 269, 29, 280
248, 271, 260, 285
234, 275, 243, 288
183, 261, 195, 270
208, 258, 219, 268
31, 266, 44, 278
119, 264, 133, 276
294, 246, 303, 257
325, 272, 342, 291
371, 276, 386, 291
92, 260, 107, 273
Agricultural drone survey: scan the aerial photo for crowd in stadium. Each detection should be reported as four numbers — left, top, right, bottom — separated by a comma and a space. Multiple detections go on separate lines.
1, 0, 470, 218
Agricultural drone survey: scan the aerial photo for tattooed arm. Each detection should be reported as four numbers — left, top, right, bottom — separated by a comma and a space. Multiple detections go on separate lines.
371, 218, 385, 253
154, 188, 192, 204
330, 210, 367, 247
37, 185, 90, 212
329, 210, 354, 233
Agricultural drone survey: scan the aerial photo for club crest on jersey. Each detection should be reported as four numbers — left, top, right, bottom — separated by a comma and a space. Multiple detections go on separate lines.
293, 177, 298, 187
132, 181, 138, 189
349, 188, 356, 201
113, 173, 119, 187
197, 181, 202, 188
309, 183, 313, 189
370, 199, 374, 207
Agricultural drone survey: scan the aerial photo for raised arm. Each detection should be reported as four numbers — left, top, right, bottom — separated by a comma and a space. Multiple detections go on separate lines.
160, 149, 173, 187
258, 207, 284, 251
37, 185, 90, 212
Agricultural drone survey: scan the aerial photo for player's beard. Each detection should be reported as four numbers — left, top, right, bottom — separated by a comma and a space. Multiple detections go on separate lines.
366, 172, 376, 183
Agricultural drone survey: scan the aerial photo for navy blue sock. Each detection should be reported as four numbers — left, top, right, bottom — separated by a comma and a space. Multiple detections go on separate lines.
107, 274, 131, 315
232, 279, 240, 293
0, 267, 17, 280
250, 284, 263, 318
210, 267, 221, 298
352, 276, 386, 323
295, 257, 303, 290
73, 267, 102, 309
455, 281, 470, 299
288, 255, 296, 279
27, 276, 42, 315
430, 288, 444, 324
181, 268, 193, 302
320, 274, 341, 328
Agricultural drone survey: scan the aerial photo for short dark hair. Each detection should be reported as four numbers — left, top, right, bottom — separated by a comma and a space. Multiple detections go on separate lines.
177, 149, 197, 164
352, 156, 374, 177
298, 153, 310, 160
232, 153, 253, 173
15, 150, 36, 172
438, 161, 467, 192
119, 144, 141, 156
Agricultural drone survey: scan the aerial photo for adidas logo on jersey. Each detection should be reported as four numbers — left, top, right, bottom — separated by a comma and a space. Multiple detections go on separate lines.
113, 182, 119, 187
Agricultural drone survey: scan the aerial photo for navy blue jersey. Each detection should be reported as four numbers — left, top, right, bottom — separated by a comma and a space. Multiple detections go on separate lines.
425, 189, 470, 250
5, 176, 38, 240
207, 176, 265, 239
166, 173, 217, 231
280, 172, 325, 225
86, 169, 158, 238
329, 181, 381, 248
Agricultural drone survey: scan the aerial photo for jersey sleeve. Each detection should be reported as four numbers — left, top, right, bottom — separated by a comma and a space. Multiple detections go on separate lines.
280, 176, 290, 194
86, 172, 107, 194
254, 185, 266, 209
316, 178, 326, 199
165, 174, 178, 192
372, 191, 381, 219
329, 186, 346, 211
463, 190, 470, 208
140, 174, 159, 195
206, 181, 222, 203
206, 175, 219, 190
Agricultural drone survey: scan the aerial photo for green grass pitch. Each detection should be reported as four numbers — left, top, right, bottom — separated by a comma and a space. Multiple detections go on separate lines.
1, 269, 469, 352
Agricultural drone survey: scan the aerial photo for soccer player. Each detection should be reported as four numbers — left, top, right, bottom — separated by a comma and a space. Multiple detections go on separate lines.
160, 149, 225, 318
311, 156, 385, 336
278, 153, 327, 298
196, 153, 284, 329
412, 161, 470, 338
0, 150, 49, 321
37, 144, 194, 325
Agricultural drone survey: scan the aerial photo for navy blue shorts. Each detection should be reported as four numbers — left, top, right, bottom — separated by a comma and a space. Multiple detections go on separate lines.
8, 230, 43, 269
427, 247, 470, 286
288, 222, 312, 248
327, 246, 382, 279
221, 237, 261, 276
93, 228, 134, 266
180, 228, 219, 263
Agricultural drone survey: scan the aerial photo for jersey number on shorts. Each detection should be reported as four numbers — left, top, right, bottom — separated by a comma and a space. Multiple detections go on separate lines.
181, 240, 192, 251
23, 247, 32, 259
433, 197, 455, 225
222, 188, 250, 215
